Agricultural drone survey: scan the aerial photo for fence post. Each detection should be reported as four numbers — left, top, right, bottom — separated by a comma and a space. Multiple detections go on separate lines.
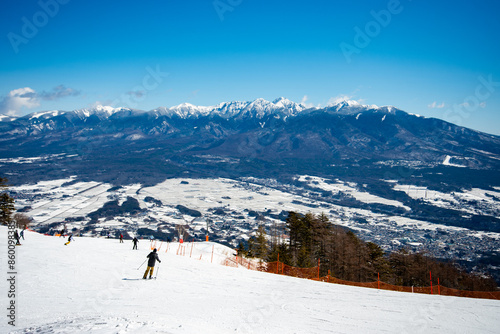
430, 271, 433, 294
438, 277, 441, 295
276, 253, 279, 274
317, 258, 320, 280
378, 272, 380, 289
190, 242, 194, 258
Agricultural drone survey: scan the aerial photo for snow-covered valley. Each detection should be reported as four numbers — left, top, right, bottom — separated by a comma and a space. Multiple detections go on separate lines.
10, 176, 500, 266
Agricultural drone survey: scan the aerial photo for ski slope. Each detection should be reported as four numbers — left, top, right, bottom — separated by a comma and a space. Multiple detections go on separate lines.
1, 227, 499, 334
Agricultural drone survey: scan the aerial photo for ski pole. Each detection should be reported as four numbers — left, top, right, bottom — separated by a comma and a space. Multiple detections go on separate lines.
155, 263, 160, 279
137, 259, 147, 270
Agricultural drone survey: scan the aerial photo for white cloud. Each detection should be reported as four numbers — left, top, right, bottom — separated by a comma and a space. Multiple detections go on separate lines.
428, 101, 445, 109
0, 87, 40, 116
327, 94, 363, 106
460, 101, 487, 109
300, 95, 316, 108
0, 85, 80, 116
89, 100, 114, 108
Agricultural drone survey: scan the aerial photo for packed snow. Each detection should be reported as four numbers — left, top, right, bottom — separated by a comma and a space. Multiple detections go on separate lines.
1, 227, 499, 333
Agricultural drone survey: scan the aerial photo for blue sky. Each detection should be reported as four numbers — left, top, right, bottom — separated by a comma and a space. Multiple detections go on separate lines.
1, 0, 499, 134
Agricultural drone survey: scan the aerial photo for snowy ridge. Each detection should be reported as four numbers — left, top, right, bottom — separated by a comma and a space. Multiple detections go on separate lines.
0, 114, 16, 122
156, 97, 308, 120
325, 99, 398, 116
1, 227, 498, 334
16, 97, 401, 123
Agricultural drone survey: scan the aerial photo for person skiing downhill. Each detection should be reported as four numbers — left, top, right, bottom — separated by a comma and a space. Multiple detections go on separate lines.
64, 234, 74, 246
14, 230, 21, 245
119, 233, 124, 243
143, 248, 161, 279
132, 237, 139, 250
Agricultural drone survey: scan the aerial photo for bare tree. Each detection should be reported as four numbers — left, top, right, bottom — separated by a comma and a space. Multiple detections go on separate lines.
13, 213, 32, 229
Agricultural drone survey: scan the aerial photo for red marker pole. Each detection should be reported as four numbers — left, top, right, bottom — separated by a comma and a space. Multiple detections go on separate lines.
317, 258, 320, 280
430, 271, 433, 294
277, 253, 279, 274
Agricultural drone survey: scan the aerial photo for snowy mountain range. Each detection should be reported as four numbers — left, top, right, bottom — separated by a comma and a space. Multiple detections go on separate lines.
0, 97, 397, 124
2, 97, 499, 168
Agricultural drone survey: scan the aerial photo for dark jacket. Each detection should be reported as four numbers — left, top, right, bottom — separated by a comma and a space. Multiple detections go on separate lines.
147, 250, 161, 267
133, 237, 138, 244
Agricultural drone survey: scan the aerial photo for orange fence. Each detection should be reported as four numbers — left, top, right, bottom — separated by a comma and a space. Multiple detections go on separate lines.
260, 261, 500, 300
264, 261, 319, 280
169, 245, 500, 301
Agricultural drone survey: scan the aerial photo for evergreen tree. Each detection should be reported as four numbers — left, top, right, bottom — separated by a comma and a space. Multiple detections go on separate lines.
237, 241, 247, 257
247, 236, 256, 257
267, 242, 291, 264
0, 178, 15, 226
253, 225, 269, 259
286, 211, 302, 258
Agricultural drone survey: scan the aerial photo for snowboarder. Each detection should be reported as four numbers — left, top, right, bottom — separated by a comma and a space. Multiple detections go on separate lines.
120, 233, 124, 243
143, 248, 161, 279
14, 230, 21, 245
132, 237, 139, 250
64, 233, 74, 246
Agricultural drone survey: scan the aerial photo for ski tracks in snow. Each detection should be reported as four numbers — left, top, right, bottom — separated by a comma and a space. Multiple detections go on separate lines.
7, 316, 172, 334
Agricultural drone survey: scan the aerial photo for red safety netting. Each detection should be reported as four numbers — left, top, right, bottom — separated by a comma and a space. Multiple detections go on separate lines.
172, 246, 500, 301
315, 275, 500, 300
261, 261, 319, 280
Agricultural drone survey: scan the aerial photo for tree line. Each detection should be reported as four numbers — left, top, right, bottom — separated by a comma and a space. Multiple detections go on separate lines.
240, 211, 497, 291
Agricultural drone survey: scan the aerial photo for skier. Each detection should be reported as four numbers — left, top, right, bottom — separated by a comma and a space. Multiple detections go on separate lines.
120, 233, 124, 243
64, 233, 74, 246
14, 230, 21, 245
59, 228, 65, 237
20, 228, 25, 240
132, 237, 139, 250
143, 248, 161, 279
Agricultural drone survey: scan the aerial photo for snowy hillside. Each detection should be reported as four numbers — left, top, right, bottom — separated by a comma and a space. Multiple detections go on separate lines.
1, 227, 499, 334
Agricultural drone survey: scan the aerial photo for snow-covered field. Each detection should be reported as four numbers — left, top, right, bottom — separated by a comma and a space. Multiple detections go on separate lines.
1, 227, 499, 334
10, 176, 500, 262
394, 184, 500, 217
297, 175, 411, 210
